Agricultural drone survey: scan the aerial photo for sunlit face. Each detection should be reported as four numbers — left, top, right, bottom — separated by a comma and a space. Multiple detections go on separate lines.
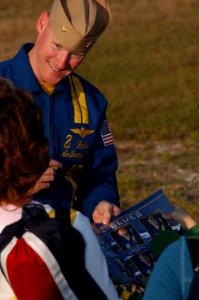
139, 253, 152, 266
148, 217, 160, 229
118, 227, 130, 238
29, 12, 85, 85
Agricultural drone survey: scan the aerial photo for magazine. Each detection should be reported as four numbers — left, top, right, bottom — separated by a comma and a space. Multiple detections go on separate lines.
93, 189, 179, 292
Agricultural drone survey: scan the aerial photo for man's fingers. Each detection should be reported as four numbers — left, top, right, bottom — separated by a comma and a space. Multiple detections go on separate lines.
49, 159, 62, 169
29, 161, 62, 195
92, 201, 120, 224
102, 203, 121, 224
113, 205, 121, 216
28, 182, 50, 195
102, 203, 114, 225
35, 182, 50, 191
42, 167, 56, 178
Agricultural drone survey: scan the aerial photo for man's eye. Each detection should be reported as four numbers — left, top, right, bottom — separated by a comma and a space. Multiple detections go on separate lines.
71, 53, 84, 59
53, 43, 60, 49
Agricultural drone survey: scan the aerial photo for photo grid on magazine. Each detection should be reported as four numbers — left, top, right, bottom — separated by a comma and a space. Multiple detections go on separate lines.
93, 189, 180, 293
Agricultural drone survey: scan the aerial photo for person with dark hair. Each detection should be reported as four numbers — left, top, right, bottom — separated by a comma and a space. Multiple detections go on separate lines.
0, 78, 119, 300
0, 0, 120, 225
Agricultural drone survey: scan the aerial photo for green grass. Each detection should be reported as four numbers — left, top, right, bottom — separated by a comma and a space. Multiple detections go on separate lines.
77, 0, 199, 140
116, 139, 199, 221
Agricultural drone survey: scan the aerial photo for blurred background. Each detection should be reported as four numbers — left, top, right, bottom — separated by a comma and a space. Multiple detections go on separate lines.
0, 0, 199, 219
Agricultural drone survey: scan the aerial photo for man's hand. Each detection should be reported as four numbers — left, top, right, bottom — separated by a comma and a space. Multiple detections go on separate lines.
29, 159, 62, 195
163, 205, 197, 230
92, 200, 121, 224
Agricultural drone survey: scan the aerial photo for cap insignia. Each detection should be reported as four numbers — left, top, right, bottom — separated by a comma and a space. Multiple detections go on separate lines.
61, 25, 68, 32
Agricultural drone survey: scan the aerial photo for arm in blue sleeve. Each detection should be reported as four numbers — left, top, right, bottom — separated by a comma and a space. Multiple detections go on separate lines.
143, 237, 193, 300
75, 117, 120, 219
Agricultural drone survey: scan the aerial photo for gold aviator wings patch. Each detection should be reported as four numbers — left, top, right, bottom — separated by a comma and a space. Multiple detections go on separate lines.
70, 127, 94, 138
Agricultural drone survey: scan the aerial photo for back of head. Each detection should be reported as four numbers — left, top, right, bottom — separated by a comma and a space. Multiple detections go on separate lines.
49, 0, 111, 53
0, 78, 50, 206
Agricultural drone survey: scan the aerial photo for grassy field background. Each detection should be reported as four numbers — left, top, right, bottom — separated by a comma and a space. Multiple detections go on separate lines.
0, 0, 199, 220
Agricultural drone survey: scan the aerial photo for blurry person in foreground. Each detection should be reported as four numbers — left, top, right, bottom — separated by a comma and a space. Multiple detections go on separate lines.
0, 78, 119, 300
143, 205, 198, 300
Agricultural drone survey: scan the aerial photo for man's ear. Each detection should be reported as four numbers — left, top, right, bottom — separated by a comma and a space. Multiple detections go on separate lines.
36, 11, 49, 33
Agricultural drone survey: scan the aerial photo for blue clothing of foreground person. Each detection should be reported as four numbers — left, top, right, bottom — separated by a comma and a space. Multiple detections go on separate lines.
143, 206, 199, 300
0, 0, 120, 224
0, 78, 119, 300
143, 236, 193, 300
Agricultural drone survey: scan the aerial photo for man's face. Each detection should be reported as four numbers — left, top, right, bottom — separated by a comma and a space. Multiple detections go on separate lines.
139, 254, 151, 266
148, 217, 159, 229
118, 227, 130, 238
29, 12, 85, 85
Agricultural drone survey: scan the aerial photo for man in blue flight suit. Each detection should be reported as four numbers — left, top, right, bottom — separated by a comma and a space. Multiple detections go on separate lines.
0, 0, 120, 224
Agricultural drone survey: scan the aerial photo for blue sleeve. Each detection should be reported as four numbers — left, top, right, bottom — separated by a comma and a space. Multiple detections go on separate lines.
75, 115, 120, 219
143, 237, 193, 300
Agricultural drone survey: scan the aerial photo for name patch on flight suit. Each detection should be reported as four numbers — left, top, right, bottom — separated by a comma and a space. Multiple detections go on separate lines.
61, 130, 92, 160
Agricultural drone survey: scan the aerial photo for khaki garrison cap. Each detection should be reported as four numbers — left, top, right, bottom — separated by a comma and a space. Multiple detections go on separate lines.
49, 0, 111, 53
